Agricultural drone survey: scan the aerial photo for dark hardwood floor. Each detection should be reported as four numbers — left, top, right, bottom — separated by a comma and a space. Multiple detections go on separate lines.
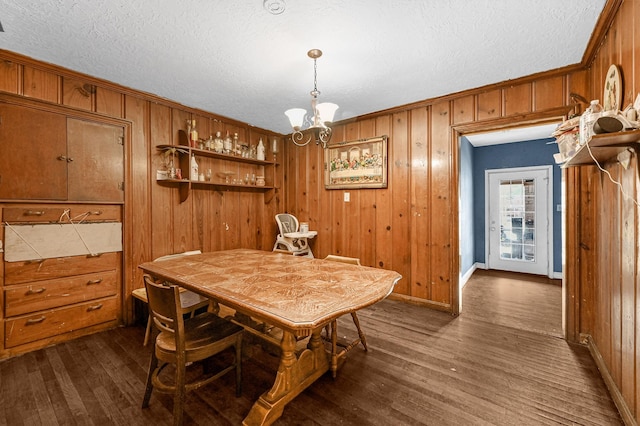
0, 271, 621, 425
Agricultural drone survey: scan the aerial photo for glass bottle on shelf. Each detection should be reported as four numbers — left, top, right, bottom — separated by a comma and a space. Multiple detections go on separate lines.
189, 120, 198, 148
271, 138, 279, 161
213, 131, 224, 153
205, 135, 213, 151
249, 144, 257, 159
190, 153, 199, 181
257, 138, 265, 161
233, 133, 240, 156
223, 131, 233, 155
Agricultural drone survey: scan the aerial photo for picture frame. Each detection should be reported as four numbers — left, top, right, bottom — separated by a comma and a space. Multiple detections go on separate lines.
324, 135, 388, 189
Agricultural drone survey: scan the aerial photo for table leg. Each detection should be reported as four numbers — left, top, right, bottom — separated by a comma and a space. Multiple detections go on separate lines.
242, 328, 329, 426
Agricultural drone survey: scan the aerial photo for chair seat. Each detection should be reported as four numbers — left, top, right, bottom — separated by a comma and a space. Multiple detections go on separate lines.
156, 312, 243, 360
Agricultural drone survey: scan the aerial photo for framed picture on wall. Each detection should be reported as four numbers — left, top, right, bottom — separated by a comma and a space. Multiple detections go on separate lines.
324, 135, 388, 189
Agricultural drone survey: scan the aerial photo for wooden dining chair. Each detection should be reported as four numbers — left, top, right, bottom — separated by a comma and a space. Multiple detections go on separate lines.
141, 274, 243, 426
132, 250, 212, 346
323, 254, 368, 378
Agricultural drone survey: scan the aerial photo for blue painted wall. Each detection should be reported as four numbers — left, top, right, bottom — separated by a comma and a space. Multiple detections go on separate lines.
466, 137, 562, 274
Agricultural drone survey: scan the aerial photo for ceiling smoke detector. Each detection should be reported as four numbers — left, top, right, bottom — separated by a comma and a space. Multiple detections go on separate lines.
263, 0, 285, 15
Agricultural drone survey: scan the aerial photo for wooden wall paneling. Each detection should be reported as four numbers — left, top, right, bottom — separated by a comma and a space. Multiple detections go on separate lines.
149, 103, 174, 259
314, 125, 343, 257
340, 122, 362, 258
452, 95, 474, 124
372, 115, 393, 270
409, 106, 430, 300
191, 113, 212, 252
577, 167, 597, 339
357, 119, 377, 267
62, 76, 93, 111
596, 166, 614, 375
633, 0, 640, 115
387, 112, 411, 293
608, 163, 623, 389
619, 1, 634, 109
96, 86, 123, 118
476, 89, 501, 121
305, 134, 322, 257
568, 69, 590, 116
564, 167, 581, 343
429, 101, 453, 306
171, 109, 194, 253
620, 157, 637, 417
503, 83, 532, 117
0, 59, 20, 94
124, 96, 150, 325
22, 65, 59, 103
533, 76, 565, 112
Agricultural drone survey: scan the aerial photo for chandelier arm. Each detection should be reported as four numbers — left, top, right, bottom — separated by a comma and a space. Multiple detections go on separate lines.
291, 130, 313, 147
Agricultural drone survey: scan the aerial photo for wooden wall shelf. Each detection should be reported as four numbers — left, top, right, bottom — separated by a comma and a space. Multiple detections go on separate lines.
156, 137, 278, 203
563, 130, 640, 167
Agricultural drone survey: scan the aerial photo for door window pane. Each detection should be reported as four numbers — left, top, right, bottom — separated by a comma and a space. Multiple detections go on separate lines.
498, 179, 536, 262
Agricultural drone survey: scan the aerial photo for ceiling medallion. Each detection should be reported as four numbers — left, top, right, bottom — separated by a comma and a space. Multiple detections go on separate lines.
263, 0, 285, 15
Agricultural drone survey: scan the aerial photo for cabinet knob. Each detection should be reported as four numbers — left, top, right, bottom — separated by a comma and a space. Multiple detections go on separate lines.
57, 155, 67, 161
86, 279, 103, 285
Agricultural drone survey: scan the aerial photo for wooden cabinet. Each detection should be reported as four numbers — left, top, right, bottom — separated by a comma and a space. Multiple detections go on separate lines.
0, 102, 124, 202
0, 103, 67, 200
157, 131, 277, 202
1, 203, 122, 354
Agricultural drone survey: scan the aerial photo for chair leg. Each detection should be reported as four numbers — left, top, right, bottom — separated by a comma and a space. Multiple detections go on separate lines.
173, 361, 186, 426
143, 314, 152, 346
330, 320, 338, 379
235, 334, 243, 397
351, 312, 368, 351
142, 350, 158, 408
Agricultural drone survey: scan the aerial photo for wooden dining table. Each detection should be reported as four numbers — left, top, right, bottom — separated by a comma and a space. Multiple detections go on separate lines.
138, 248, 401, 425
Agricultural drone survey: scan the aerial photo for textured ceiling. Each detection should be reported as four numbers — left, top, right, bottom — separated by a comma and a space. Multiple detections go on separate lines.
1, 1, 605, 136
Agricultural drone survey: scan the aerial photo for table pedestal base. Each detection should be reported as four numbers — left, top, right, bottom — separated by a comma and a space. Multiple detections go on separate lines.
243, 328, 328, 425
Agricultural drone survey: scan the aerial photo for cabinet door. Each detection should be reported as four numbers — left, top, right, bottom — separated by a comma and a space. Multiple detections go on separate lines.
67, 118, 124, 202
0, 104, 67, 200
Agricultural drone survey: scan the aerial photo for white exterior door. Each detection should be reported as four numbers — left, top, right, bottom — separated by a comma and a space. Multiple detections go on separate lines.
486, 166, 552, 276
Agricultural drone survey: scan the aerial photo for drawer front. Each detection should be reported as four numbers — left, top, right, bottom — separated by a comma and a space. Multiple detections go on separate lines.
5, 270, 118, 317
4, 252, 120, 285
3, 205, 121, 223
5, 297, 118, 348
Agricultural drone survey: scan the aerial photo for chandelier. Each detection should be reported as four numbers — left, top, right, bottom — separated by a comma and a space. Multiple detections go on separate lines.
285, 49, 338, 149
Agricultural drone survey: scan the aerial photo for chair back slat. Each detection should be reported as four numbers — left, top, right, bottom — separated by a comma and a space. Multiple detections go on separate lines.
143, 275, 183, 336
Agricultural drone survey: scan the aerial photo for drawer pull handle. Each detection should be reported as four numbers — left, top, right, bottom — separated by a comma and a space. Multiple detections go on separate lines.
87, 253, 102, 258
24, 210, 45, 216
26, 316, 46, 325
87, 279, 103, 285
26, 287, 46, 295
87, 303, 103, 312
25, 259, 45, 265
89, 211, 103, 215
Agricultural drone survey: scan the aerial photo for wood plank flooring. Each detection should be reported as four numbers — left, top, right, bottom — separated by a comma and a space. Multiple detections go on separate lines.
0, 271, 621, 425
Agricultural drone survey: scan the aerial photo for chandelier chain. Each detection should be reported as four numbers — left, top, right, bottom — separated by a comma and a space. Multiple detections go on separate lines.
312, 57, 319, 96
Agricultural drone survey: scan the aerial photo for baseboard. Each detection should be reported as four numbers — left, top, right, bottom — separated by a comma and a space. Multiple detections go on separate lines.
585, 334, 636, 426
460, 263, 479, 289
